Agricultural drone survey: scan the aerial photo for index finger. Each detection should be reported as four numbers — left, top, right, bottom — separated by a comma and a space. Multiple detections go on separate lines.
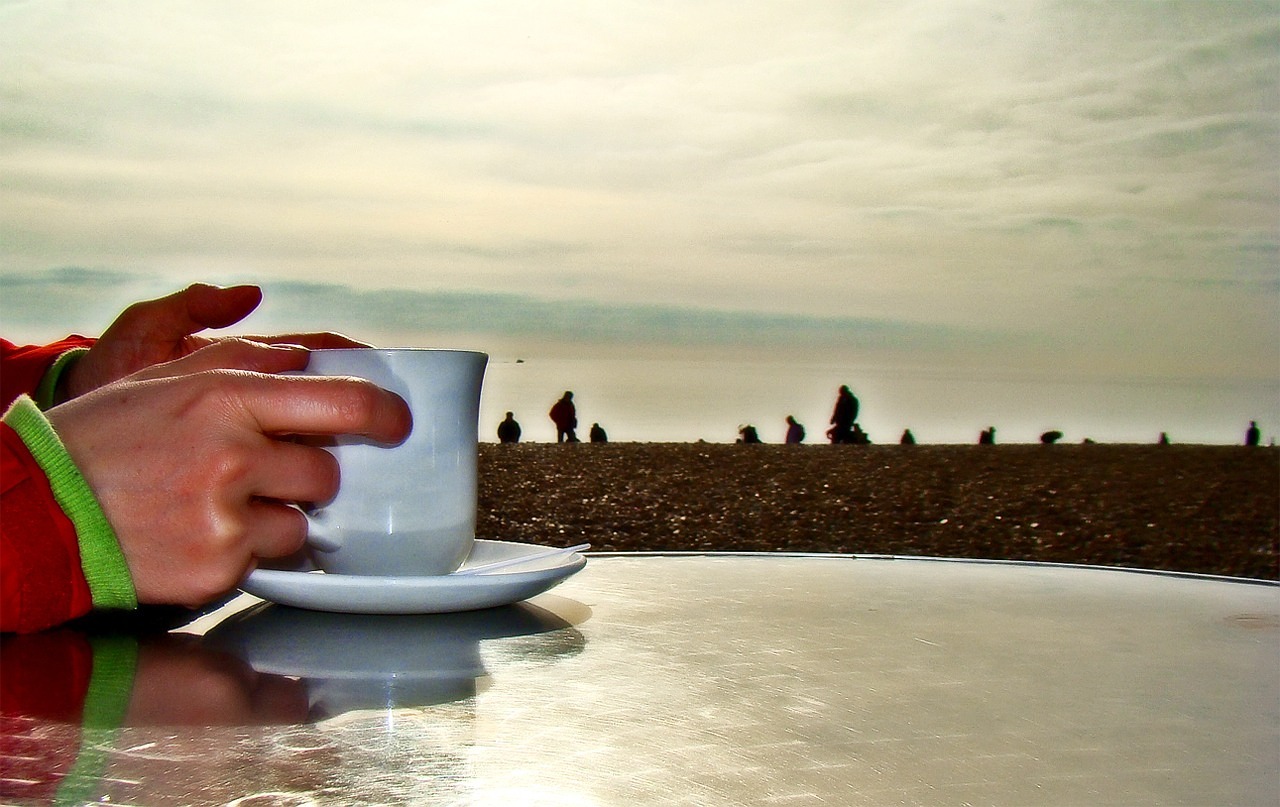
234, 374, 413, 445
242, 332, 371, 349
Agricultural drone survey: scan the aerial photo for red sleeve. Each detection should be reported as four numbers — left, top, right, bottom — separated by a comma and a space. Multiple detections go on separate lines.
1, 336, 96, 411
0, 423, 93, 633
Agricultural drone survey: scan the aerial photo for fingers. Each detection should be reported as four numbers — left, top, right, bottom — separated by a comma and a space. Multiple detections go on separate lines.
243, 332, 372, 349
110, 283, 263, 343
238, 375, 413, 445
240, 500, 310, 561
132, 339, 311, 381
248, 439, 340, 505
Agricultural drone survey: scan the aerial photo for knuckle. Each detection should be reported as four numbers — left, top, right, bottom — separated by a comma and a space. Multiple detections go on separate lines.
329, 382, 379, 430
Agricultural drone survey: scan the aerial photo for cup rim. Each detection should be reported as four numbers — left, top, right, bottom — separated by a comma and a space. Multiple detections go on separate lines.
310, 347, 488, 357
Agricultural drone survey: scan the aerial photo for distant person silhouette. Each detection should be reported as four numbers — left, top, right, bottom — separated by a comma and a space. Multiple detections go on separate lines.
900, 428, 916, 445
1159, 432, 1171, 445
590, 422, 608, 443
1246, 421, 1261, 446
738, 425, 761, 444
497, 411, 522, 444
979, 427, 996, 445
1040, 430, 1063, 445
828, 385, 859, 444
851, 423, 871, 444
549, 391, 578, 443
785, 415, 805, 444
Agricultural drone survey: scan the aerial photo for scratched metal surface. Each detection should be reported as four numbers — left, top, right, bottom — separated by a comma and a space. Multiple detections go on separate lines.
5, 555, 1278, 806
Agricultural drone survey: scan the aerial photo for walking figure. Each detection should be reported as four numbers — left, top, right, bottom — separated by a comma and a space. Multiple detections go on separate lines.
785, 415, 805, 444
550, 391, 578, 443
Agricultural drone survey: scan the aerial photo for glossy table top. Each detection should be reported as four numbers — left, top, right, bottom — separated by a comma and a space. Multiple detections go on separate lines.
3, 554, 1277, 806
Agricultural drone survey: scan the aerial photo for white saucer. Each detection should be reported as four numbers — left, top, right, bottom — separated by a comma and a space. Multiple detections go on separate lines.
240, 539, 587, 615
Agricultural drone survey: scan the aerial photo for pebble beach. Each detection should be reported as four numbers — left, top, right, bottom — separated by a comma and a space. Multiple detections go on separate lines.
478, 443, 1280, 580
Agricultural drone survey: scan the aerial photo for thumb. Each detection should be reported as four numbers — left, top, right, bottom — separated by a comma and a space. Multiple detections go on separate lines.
109, 283, 263, 343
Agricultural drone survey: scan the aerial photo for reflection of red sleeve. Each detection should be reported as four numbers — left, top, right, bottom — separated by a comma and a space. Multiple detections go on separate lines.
1, 424, 93, 633
0, 631, 91, 802
1, 336, 96, 410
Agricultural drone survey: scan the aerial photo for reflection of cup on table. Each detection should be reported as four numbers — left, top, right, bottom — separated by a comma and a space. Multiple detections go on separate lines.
204, 601, 585, 714
302, 348, 488, 577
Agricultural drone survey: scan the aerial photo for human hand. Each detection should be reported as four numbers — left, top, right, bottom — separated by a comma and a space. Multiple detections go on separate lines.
61, 283, 367, 401
46, 339, 412, 607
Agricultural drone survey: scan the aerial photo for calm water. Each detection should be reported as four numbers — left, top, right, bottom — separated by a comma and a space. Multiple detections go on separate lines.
478, 355, 1279, 446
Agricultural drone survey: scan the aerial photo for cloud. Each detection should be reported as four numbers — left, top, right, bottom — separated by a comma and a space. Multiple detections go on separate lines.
0, 1, 1275, 386
0, 266, 988, 356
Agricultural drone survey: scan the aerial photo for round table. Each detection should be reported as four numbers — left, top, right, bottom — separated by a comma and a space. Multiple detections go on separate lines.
2, 554, 1277, 806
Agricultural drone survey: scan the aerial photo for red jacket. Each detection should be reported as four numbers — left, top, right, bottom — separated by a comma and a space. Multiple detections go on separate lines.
1, 337, 97, 632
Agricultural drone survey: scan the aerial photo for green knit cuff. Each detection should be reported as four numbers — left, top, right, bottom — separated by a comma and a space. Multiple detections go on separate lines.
2, 396, 137, 610
34, 346, 90, 409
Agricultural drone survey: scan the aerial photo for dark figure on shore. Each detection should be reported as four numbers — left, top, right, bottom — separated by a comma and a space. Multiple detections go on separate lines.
497, 411, 522, 444
590, 422, 608, 443
738, 425, 761, 444
900, 428, 916, 445
851, 424, 871, 444
1246, 421, 1261, 446
1159, 432, 1171, 445
979, 427, 996, 445
828, 385, 859, 444
550, 391, 578, 443
1040, 430, 1063, 445
785, 415, 805, 444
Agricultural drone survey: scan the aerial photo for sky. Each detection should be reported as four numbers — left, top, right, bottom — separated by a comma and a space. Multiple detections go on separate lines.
2, 1, 1278, 442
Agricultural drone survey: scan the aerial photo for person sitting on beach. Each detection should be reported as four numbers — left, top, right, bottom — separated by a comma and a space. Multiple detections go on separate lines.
979, 427, 996, 445
1245, 421, 1261, 447
549, 391, 578, 443
738, 425, 761, 444
785, 415, 805, 444
828, 385, 858, 444
851, 423, 871, 444
497, 411, 522, 444
900, 428, 916, 445
589, 422, 608, 443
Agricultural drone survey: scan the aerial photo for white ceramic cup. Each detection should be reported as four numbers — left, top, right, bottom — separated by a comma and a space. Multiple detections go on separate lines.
301, 348, 488, 576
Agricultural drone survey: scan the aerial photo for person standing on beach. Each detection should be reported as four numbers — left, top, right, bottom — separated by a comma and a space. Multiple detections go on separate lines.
550, 391, 578, 443
497, 411, 522, 444
1246, 421, 1261, 446
785, 415, 805, 444
828, 385, 858, 444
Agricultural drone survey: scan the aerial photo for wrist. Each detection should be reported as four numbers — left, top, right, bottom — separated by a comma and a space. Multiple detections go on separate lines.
35, 347, 91, 408
2, 396, 137, 610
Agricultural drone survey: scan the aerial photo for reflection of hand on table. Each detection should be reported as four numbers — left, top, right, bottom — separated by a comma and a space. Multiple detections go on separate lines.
1, 628, 308, 803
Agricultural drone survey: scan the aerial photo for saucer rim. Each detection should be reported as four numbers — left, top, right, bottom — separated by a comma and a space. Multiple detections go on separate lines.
239, 539, 587, 614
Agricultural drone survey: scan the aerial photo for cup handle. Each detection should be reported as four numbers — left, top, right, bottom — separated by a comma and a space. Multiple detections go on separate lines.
299, 506, 343, 552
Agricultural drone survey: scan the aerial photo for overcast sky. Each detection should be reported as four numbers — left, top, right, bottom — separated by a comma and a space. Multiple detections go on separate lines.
2, 0, 1277, 388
